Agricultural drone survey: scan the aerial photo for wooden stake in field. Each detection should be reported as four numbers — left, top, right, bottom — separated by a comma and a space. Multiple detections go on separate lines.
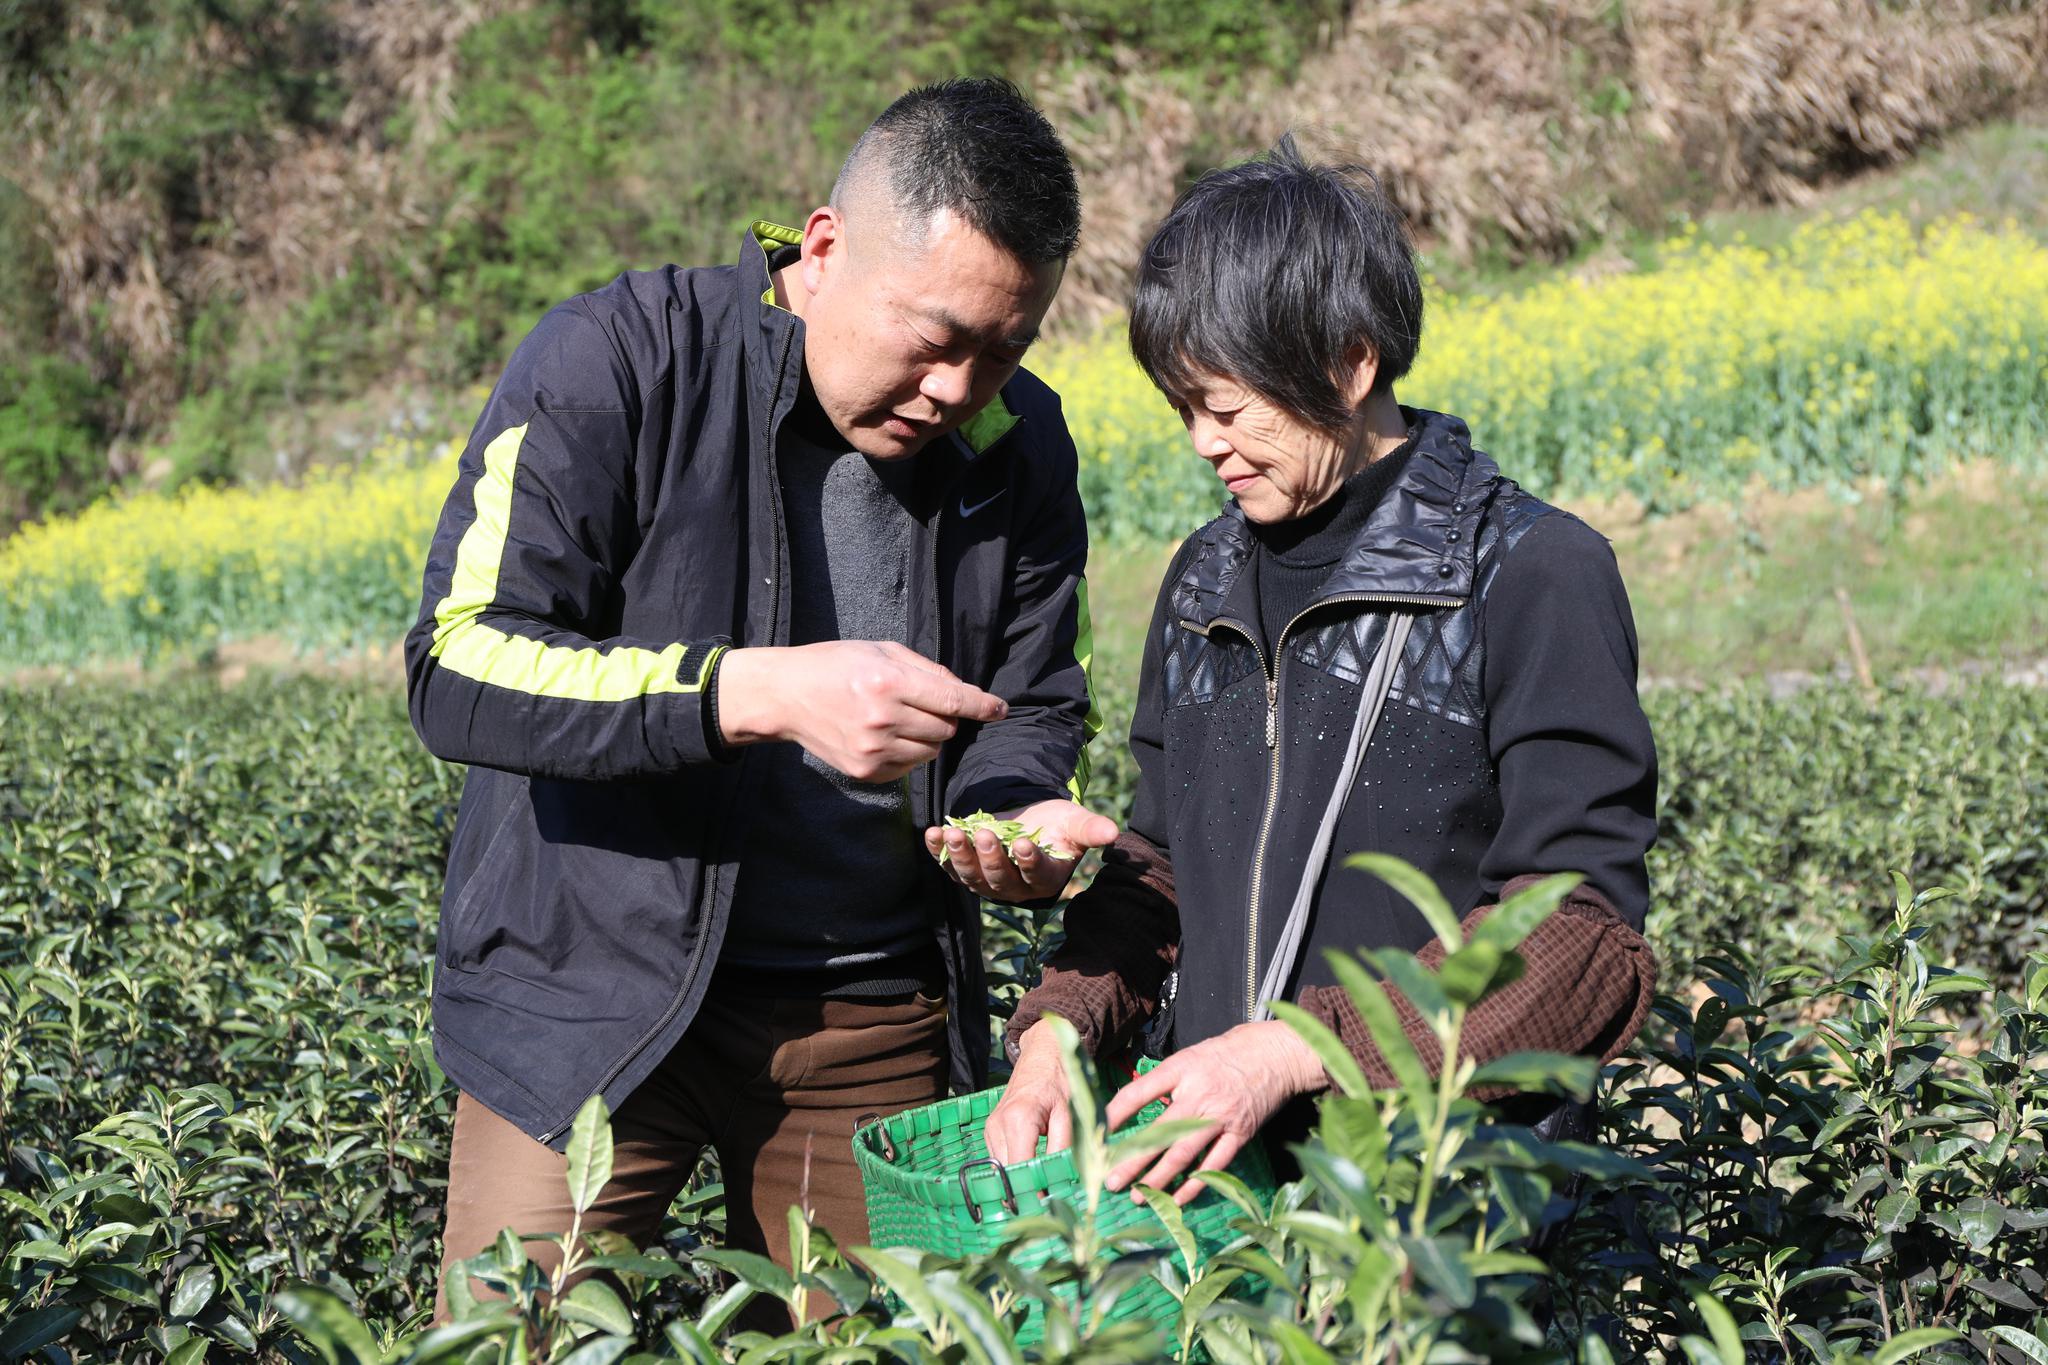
1835, 585, 1877, 702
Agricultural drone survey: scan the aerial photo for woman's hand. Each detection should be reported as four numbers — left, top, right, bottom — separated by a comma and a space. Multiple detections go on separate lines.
984, 1020, 1076, 1164
1103, 1022, 1327, 1206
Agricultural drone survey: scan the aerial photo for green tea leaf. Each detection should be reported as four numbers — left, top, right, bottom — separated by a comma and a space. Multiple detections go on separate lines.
564, 1095, 614, 1216
1468, 1051, 1597, 1099
1870, 1327, 1963, 1365
1471, 873, 1577, 956
695, 1248, 795, 1299
556, 1278, 634, 1338
1346, 854, 1461, 952
1690, 1290, 1744, 1365
169, 1263, 218, 1319
1436, 939, 1505, 1006
1986, 1328, 2048, 1365
0, 1305, 84, 1361
1367, 949, 1451, 1027
1874, 1189, 1921, 1233
273, 1285, 385, 1365
1269, 1000, 1372, 1098
1327, 953, 1433, 1100
1135, 1182, 1198, 1272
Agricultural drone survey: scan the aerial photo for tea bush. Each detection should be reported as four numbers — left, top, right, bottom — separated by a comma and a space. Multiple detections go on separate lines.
4, 678, 2048, 1360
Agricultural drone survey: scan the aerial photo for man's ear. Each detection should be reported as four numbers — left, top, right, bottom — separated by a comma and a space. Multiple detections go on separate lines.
799, 205, 845, 295
1342, 342, 1382, 405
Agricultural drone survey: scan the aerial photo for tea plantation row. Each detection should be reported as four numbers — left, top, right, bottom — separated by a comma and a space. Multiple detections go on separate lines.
3, 677, 2046, 1361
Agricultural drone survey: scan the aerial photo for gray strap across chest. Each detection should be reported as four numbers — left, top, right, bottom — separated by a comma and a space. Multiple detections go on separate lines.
1254, 610, 1415, 1018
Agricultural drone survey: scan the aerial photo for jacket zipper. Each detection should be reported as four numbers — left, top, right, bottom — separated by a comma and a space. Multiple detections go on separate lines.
1198, 590, 1463, 1022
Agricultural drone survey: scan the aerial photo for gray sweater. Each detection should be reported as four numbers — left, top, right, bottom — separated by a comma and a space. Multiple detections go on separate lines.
715, 403, 942, 989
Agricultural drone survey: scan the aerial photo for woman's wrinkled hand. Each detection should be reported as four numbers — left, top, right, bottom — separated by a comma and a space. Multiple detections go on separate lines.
1103, 1021, 1328, 1206
984, 1020, 1076, 1164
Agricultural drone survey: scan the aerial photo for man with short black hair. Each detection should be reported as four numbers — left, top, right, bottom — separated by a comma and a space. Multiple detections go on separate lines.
407, 78, 1114, 1317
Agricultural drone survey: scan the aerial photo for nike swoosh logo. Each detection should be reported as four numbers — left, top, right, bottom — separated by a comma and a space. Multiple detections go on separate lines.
958, 488, 1007, 519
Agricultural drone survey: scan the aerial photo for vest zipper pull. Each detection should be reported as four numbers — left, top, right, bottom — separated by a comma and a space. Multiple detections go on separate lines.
1265, 674, 1278, 748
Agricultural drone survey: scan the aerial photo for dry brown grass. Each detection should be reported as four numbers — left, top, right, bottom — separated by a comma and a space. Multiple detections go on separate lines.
1045, 0, 2048, 329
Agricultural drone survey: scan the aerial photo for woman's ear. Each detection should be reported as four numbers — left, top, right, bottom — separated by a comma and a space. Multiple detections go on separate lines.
1343, 343, 1381, 406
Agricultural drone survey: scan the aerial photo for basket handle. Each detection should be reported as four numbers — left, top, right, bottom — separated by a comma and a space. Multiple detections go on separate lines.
958, 1157, 1018, 1222
854, 1112, 897, 1162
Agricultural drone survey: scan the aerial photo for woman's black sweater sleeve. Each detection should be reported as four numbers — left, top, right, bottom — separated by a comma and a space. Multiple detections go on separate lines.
1475, 513, 1659, 931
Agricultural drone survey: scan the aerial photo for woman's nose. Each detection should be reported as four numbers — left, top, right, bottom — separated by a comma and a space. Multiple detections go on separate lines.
1188, 415, 1232, 460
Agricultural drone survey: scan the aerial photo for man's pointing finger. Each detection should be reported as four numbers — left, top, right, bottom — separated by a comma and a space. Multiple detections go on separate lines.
900, 673, 1007, 723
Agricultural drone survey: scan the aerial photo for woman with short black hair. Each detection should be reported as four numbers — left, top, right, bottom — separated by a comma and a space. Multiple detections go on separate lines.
982, 137, 1660, 1197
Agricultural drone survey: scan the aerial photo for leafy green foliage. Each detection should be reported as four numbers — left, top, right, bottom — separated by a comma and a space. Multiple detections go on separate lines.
1071, 675, 2048, 995
3, 677, 2047, 1360
1645, 681, 2048, 982
0, 357, 112, 522
1559, 883, 2048, 1363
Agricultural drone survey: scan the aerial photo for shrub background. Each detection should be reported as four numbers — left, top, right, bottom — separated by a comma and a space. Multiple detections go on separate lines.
4, 677, 2046, 1359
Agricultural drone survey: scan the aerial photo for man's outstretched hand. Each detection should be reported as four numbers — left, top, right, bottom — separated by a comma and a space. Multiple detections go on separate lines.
715, 641, 1006, 783
924, 799, 1117, 903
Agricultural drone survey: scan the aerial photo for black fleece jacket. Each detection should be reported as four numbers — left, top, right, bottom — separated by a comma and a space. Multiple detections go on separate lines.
1010, 406, 1658, 1066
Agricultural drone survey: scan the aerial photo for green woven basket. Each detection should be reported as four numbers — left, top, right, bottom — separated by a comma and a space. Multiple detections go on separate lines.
852, 1061, 1276, 1349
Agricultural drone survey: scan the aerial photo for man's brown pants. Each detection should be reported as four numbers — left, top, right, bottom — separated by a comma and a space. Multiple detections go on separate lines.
435, 981, 950, 1324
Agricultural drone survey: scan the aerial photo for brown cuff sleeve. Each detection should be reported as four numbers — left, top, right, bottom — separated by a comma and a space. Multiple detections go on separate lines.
1004, 831, 1180, 1062
1297, 874, 1658, 1101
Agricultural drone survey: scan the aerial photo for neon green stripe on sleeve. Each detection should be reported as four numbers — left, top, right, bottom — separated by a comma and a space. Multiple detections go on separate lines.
429, 423, 711, 700
1066, 575, 1104, 803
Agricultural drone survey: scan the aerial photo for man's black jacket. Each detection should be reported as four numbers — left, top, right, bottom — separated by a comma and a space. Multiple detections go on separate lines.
404, 222, 1098, 1149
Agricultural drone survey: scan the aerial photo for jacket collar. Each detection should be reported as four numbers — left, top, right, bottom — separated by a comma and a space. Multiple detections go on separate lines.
740, 220, 805, 423
1184, 407, 1501, 633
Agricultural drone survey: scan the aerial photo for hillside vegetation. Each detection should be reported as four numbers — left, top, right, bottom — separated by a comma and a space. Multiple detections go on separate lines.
2, 0, 2043, 521
7, 207, 2045, 672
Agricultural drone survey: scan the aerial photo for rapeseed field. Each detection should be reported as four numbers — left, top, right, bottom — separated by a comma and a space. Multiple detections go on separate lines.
1053, 211, 2048, 539
4, 212, 2045, 666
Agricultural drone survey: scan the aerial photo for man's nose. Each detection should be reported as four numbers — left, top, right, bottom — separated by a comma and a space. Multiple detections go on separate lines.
920, 361, 973, 410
